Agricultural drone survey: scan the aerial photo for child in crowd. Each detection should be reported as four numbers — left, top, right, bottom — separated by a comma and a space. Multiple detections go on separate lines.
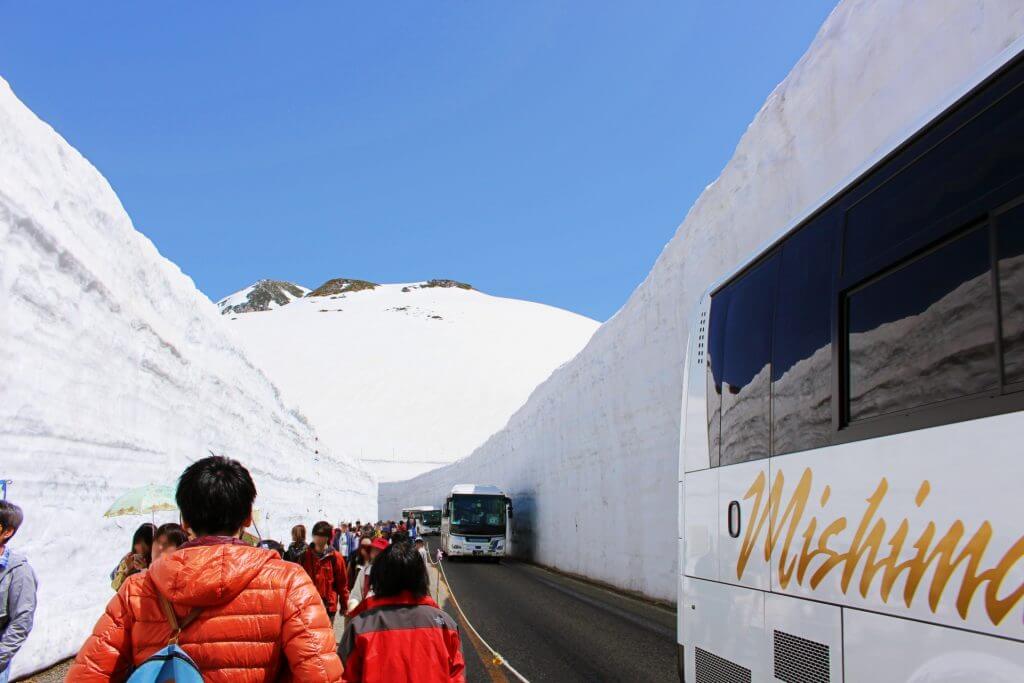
150, 523, 187, 563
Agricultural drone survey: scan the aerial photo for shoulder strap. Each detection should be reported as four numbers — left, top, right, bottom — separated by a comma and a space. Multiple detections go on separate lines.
158, 593, 202, 645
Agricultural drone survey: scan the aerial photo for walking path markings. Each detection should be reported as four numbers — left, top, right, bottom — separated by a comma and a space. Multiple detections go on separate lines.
435, 559, 531, 683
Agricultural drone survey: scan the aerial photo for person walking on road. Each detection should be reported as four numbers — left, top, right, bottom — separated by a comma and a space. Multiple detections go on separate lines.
0, 501, 37, 683
347, 537, 372, 592
339, 540, 464, 682
301, 521, 350, 626
414, 537, 429, 567
347, 525, 359, 557
284, 524, 307, 563
69, 455, 342, 682
346, 538, 387, 614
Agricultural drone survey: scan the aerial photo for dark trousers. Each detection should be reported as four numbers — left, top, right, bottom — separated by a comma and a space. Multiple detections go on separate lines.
323, 599, 337, 625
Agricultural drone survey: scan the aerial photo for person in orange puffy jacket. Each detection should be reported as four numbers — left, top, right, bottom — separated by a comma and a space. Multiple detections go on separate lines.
68, 456, 342, 682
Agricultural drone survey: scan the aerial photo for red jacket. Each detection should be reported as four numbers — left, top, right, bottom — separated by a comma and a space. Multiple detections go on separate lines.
300, 545, 350, 614
339, 592, 465, 683
68, 538, 342, 682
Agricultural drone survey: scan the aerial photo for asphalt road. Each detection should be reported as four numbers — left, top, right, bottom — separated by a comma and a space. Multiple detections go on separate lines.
427, 539, 678, 682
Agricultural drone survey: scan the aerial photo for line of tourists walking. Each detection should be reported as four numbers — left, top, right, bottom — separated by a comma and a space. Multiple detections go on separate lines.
63, 455, 464, 682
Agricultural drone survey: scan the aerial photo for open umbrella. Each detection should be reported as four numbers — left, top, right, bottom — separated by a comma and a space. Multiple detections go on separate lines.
104, 484, 178, 522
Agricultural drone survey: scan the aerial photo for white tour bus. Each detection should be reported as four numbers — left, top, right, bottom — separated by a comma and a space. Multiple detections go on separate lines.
402, 505, 442, 535
677, 47, 1024, 681
441, 484, 513, 560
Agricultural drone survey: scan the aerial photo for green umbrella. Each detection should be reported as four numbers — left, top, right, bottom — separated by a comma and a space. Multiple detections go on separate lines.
104, 484, 178, 519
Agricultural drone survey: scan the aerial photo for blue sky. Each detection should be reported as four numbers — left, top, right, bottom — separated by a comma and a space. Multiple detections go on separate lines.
0, 2, 836, 321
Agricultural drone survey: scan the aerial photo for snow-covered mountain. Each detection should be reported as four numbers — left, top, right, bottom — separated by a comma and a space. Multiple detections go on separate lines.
218, 279, 310, 314
218, 279, 599, 481
0, 77, 375, 676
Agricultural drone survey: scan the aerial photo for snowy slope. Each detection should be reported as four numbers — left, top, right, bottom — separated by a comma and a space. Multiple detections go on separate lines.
222, 281, 599, 481
0, 79, 375, 676
381, 0, 1024, 602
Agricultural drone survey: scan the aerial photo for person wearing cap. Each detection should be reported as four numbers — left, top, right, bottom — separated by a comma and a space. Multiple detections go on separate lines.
346, 538, 388, 614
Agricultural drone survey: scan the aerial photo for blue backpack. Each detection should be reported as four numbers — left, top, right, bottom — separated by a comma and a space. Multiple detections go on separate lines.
127, 595, 203, 682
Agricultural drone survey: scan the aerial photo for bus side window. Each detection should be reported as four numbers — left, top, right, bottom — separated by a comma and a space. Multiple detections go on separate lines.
842, 66, 1024, 278
846, 224, 996, 422
771, 215, 836, 455
720, 253, 778, 466
996, 200, 1024, 385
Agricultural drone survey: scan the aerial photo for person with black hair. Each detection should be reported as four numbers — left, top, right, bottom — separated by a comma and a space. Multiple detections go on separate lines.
300, 520, 350, 625
150, 523, 187, 563
71, 455, 342, 682
0, 501, 37, 683
110, 522, 155, 591
339, 541, 465, 682
257, 539, 286, 559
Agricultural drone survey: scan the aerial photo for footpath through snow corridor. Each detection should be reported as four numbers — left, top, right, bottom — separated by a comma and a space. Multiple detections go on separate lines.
21, 540, 676, 682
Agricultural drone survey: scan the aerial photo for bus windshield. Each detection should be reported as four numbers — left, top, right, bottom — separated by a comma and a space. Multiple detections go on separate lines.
423, 510, 441, 526
450, 494, 506, 534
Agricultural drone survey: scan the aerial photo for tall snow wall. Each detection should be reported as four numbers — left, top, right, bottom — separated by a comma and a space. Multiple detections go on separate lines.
0, 78, 376, 676
381, 0, 1024, 603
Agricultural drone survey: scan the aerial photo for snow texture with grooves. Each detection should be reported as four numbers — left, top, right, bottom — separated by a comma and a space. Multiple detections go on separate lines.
381, 0, 1024, 603
0, 77, 375, 677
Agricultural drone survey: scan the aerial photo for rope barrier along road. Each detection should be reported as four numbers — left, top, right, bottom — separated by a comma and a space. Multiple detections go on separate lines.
435, 558, 531, 683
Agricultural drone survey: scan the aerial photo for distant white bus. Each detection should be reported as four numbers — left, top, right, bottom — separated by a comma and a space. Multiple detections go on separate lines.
677, 47, 1024, 681
441, 484, 513, 561
402, 505, 441, 535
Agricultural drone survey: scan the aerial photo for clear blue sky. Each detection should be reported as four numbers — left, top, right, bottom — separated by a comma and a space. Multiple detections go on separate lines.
0, 2, 836, 321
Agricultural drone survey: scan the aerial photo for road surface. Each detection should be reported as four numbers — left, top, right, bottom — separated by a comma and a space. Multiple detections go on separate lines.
429, 540, 677, 682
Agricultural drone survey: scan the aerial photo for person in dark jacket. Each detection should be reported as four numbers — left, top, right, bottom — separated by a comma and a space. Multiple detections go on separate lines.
284, 524, 307, 563
301, 521, 350, 624
339, 540, 464, 682
0, 501, 37, 683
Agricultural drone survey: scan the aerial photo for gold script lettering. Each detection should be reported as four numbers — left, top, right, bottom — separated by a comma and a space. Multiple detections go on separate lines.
733, 468, 1024, 627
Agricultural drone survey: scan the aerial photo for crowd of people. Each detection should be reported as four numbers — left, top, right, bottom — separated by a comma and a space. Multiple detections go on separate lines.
17, 455, 465, 682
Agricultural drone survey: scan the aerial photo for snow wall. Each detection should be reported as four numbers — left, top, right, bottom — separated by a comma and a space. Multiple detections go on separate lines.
0, 78, 376, 676
381, 0, 1024, 603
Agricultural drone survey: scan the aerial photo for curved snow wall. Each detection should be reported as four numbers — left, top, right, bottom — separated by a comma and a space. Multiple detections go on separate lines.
381, 0, 1024, 603
0, 79, 376, 676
